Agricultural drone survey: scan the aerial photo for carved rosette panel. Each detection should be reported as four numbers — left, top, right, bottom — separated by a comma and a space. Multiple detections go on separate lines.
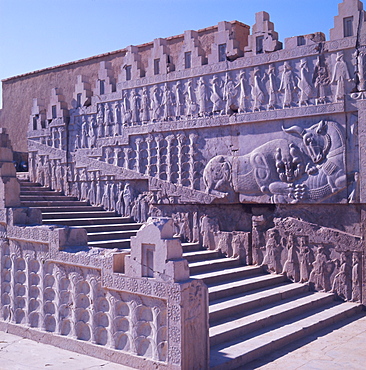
28, 257, 42, 329
1, 240, 11, 321
109, 291, 167, 362
0, 244, 172, 363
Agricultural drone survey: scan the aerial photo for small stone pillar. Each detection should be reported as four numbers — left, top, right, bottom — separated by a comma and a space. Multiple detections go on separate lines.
125, 217, 190, 282
125, 217, 209, 369
0, 128, 20, 208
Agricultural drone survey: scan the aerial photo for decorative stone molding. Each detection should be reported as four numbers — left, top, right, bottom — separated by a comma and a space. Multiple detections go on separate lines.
0, 214, 208, 369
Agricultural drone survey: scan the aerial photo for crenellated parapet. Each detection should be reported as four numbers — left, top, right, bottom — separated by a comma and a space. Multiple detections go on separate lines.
118, 45, 144, 84
72, 75, 92, 109
245, 11, 282, 55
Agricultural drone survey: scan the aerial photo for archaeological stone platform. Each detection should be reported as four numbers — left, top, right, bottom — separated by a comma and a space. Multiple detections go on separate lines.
0, 0, 366, 369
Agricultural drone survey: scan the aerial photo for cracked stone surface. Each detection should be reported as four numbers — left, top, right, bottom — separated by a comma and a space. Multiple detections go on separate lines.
244, 312, 366, 369
0, 331, 134, 370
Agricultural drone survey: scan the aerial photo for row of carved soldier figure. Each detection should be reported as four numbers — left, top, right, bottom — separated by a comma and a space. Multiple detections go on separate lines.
30, 155, 65, 193
70, 52, 355, 142
31, 49, 365, 143
71, 174, 153, 223
257, 230, 361, 302
30, 155, 154, 223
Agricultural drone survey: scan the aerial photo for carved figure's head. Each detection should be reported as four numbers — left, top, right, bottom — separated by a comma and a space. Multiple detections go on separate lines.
283, 120, 331, 164
203, 156, 232, 193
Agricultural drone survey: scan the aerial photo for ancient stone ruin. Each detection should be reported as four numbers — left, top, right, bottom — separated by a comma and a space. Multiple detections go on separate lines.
0, 0, 365, 368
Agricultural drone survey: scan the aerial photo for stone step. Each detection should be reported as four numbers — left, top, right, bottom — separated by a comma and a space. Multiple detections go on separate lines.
209, 301, 363, 370
73, 223, 142, 233
42, 211, 118, 219
192, 265, 264, 286
209, 291, 335, 347
21, 200, 91, 207
19, 181, 44, 187
20, 186, 53, 192
209, 282, 309, 324
189, 257, 241, 275
33, 206, 105, 213
20, 189, 59, 195
181, 242, 202, 252
20, 195, 78, 201
88, 239, 131, 249
208, 273, 287, 302
42, 216, 134, 226
183, 250, 222, 263
87, 230, 138, 242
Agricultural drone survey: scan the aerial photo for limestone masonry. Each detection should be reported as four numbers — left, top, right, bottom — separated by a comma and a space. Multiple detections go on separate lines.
0, 0, 366, 369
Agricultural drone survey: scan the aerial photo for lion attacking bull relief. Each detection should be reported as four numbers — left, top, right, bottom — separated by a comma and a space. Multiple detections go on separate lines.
203, 120, 348, 204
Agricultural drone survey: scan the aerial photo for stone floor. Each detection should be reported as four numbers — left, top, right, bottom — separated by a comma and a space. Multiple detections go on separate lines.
0, 332, 134, 370
0, 311, 365, 369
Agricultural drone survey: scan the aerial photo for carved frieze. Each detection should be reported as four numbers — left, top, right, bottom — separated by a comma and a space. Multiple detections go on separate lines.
203, 120, 350, 204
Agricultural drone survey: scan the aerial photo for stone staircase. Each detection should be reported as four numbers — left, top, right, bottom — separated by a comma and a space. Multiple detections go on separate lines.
19, 178, 363, 370
187, 247, 363, 369
19, 179, 142, 249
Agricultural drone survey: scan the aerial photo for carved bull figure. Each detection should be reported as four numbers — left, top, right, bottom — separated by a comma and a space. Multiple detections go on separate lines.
203, 120, 347, 203
283, 120, 347, 200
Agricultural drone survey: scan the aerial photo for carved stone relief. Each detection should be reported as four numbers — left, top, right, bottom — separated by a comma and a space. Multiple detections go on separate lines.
257, 217, 363, 302
203, 120, 348, 204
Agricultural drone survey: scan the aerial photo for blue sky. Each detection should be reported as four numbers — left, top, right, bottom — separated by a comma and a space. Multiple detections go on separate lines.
0, 0, 342, 107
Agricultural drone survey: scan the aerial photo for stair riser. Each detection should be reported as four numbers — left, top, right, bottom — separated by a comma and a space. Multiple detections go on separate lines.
88, 241, 130, 248
209, 294, 335, 347
43, 218, 134, 226
77, 225, 142, 233
209, 284, 309, 323
37, 207, 106, 213
42, 212, 117, 219
20, 191, 70, 200
22, 202, 90, 207
209, 275, 286, 302
202, 266, 264, 286
21, 196, 78, 201
190, 259, 241, 275
20, 187, 52, 192
184, 252, 221, 263
88, 232, 138, 241
181, 243, 201, 252
210, 304, 363, 370
182, 245, 202, 252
